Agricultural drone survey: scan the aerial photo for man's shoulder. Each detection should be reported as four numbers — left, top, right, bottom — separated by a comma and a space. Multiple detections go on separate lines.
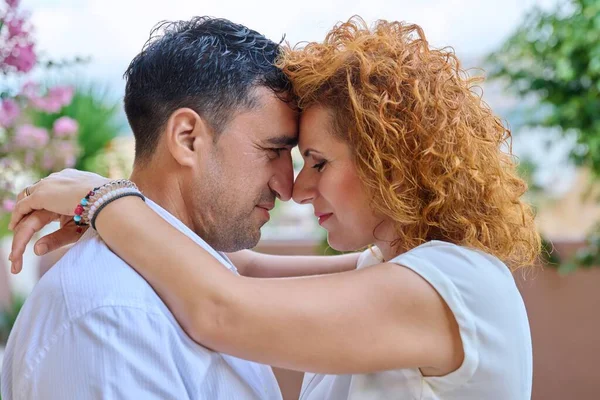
2, 293, 209, 400
28, 230, 168, 321
3, 232, 190, 391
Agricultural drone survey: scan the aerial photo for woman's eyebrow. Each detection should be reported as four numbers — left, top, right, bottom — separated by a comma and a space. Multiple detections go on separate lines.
303, 148, 321, 157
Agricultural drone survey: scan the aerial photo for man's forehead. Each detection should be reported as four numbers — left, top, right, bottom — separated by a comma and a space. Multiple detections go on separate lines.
232, 86, 299, 145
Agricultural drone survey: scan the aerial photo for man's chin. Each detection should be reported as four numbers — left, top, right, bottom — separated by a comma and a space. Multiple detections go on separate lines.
247, 230, 261, 247
232, 228, 262, 252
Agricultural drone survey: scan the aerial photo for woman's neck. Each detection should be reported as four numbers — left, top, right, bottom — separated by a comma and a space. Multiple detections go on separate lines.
371, 220, 404, 262
373, 242, 397, 262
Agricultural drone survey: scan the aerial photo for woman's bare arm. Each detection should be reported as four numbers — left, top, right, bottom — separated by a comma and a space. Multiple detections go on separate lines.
92, 197, 463, 374
226, 250, 358, 277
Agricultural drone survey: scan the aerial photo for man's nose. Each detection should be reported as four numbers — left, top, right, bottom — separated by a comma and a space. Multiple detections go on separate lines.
269, 154, 294, 201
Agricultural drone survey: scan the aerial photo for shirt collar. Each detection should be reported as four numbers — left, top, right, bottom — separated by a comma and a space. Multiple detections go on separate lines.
145, 197, 239, 274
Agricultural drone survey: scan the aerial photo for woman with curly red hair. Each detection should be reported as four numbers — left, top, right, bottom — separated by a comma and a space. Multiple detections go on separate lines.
9, 17, 539, 399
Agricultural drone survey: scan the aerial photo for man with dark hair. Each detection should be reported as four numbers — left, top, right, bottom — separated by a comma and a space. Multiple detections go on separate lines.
2, 17, 299, 399
122, 17, 298, 252
124, 17, 294, 164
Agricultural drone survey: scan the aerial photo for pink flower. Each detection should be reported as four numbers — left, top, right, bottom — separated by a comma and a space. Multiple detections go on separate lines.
48, 86, 74, 107
4, 42, 36, 73
29, 86, 75, 113
0, 99, 21, 127
29, 96, 62, 113
7, 18, 26, 39
6, 0, 21, 9
2, 199, 15, 212
53, 116, 79, 137
14, 124, 49, 149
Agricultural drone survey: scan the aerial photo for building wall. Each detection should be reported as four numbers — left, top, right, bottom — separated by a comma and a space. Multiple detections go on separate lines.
516, 242, 600, 400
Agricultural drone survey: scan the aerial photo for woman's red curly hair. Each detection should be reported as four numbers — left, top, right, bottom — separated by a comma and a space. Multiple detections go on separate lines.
278, 17, 541, 269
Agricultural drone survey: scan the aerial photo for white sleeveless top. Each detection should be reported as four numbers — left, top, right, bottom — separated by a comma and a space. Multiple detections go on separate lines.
300, 240, 532, 400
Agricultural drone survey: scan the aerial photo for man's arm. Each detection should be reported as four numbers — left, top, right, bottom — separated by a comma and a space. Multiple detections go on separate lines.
227, 250, 359, 278
23, 306, 196, 400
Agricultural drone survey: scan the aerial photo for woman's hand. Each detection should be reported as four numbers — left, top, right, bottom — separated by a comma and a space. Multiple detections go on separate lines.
8, 169, 111, 273
9, 169, 110, 229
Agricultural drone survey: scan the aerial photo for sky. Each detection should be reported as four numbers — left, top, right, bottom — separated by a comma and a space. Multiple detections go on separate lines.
24, 0, 561, 95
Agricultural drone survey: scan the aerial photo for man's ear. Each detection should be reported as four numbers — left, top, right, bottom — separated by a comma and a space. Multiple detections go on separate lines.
164, 108, 214, 167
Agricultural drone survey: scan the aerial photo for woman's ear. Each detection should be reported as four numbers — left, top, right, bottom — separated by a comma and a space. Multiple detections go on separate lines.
164, 107, 214, 168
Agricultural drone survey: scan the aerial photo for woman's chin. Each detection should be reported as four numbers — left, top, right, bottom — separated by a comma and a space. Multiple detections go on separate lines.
326, 236, 362, 253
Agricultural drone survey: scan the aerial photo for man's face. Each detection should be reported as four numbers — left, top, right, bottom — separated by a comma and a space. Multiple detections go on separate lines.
189, 87, 298, 252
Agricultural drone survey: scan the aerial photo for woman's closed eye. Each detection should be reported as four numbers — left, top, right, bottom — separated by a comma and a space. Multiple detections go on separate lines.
312, 160, 327, 172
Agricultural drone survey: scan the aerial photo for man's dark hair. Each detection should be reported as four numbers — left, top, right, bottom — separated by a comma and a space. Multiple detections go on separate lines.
123, 16, 292, 161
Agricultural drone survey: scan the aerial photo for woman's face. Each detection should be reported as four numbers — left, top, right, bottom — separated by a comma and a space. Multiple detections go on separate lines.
293, 106, 386, 251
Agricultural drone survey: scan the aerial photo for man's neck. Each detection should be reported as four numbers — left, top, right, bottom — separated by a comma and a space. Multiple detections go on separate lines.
129, 165, 194, 230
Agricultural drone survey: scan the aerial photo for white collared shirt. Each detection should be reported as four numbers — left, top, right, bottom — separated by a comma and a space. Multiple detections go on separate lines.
1, 199, 282, 400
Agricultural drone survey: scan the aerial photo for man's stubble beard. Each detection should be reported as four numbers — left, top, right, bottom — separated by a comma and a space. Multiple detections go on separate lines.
190, 175, 263, 252
211, 205, 262, 252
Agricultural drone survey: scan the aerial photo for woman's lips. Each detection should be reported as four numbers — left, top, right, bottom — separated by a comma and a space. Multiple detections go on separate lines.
316, 213, 333, 225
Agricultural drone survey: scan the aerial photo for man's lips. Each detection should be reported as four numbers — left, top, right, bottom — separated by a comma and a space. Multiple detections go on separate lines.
315, 212, 333, 225
257, 203, 275, 211
256, 204, 275, 221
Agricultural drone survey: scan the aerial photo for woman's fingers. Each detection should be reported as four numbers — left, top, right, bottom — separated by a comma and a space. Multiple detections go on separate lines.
6, 168, 113, 271
10, 210, 59, 274
9, 190, 44, 231
10, 181, 40, 230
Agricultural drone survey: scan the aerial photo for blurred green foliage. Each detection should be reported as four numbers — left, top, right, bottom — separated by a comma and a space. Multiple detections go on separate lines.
30, 83, 124, 175
488, 0, 600, 271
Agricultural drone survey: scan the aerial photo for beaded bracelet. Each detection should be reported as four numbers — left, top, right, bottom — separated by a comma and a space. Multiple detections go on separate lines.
90, 191, 145, 230
74, 186, 103, 226
74, 180, 143, 229
87, 187, 141, 225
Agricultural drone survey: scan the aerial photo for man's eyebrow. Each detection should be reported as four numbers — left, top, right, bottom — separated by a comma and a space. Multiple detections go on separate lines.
265, 135, 298, 147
